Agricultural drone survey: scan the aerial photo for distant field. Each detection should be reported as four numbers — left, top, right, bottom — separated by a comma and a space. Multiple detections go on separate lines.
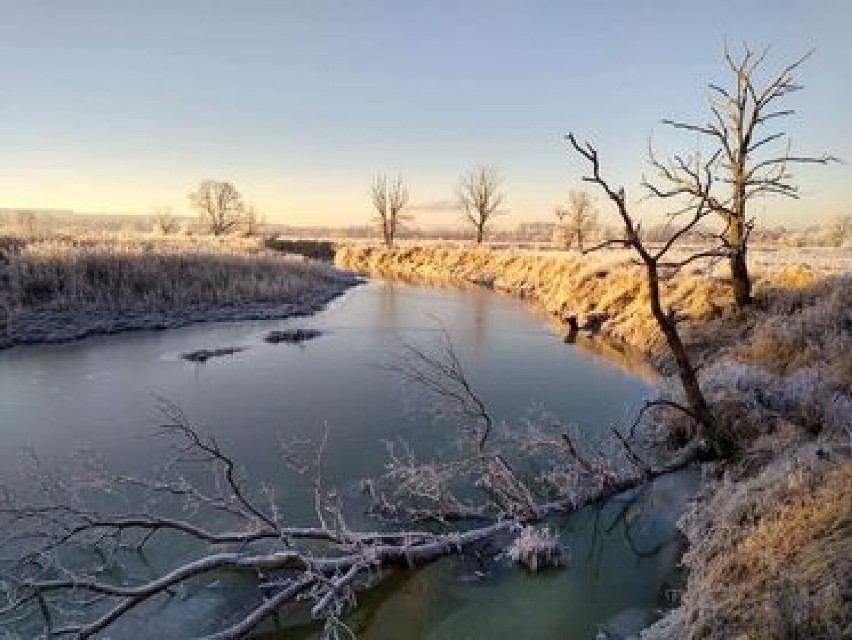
531, 244, 852, 276
332, 237, 852, 276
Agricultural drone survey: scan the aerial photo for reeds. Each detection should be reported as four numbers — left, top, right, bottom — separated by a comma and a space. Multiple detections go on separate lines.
0, 230, 355, 347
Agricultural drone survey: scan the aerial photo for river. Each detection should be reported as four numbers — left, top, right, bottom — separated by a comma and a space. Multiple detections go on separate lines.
0, 281, 692, 639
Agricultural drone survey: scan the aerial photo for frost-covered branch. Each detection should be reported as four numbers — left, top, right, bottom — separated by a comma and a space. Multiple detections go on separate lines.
0, 407, 514, 639
0, 339, 709, 638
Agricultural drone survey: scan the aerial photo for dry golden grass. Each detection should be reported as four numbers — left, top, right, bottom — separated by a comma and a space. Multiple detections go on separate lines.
337, 246, 852, 438
336, 245, 851, 380
667, 450, 852, 640
741, 275, 852, 384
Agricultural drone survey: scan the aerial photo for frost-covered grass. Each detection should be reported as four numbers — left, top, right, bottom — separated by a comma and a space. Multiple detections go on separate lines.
0, 230, 358, 348
338, 243, 852, 639
643, 443, 851, 640
337, 243, 852, 444
337, 246, 851, 436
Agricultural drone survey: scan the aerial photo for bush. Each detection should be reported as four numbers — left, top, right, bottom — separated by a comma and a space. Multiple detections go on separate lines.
264, 238, 336, 261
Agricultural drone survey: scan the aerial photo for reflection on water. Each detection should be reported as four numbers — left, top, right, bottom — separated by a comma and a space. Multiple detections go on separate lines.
276, 471, 695, 640
377, 277, 400, 330
0, 281, 689, 639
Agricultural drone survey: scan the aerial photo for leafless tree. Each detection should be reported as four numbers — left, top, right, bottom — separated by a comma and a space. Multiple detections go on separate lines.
457, 166, 505, 244
189, 180, 246, 236
0, 402, 514, 639
368, 325, 707, 523
567, 133, 735, 457
369, 174, 410, 247
554, 190, 598, 251
649, 43, 838, 307
823, 214, 852, 248
151, 207, 178, 235
241, 205, 265, 238
14, 210, 41, 237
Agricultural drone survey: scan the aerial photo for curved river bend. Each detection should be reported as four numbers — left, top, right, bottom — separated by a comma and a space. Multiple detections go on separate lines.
0, 281, 692, 639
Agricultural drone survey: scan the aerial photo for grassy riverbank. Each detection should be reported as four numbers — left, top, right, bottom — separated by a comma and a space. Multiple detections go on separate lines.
337, 244, 852, 639
0, 230, 359, 348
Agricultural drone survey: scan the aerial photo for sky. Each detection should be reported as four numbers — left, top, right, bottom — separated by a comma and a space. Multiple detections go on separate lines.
0, 0, 849, 228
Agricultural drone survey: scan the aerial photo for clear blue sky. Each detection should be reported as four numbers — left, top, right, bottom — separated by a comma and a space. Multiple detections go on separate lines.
0, 0, 848, 227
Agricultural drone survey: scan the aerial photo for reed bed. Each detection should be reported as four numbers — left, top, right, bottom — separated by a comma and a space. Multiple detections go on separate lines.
0, 230, 357, 347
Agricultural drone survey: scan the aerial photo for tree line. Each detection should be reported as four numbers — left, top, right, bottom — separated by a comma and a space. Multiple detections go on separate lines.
372, 44, 836, 309
185, 44, 837, 305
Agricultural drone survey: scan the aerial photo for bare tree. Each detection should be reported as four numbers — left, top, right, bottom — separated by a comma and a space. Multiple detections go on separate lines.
649, 43, 838, 307
823, 214, 852, 248
370, 326, 705, 526
241, 205, 265, 238
370, 174, 409, 247
0, 402, 514, 639
13, 210, 42, 237
567, 133, 735, 457
151, 207, 178, 235
189, 180, 246, 236
457, 166, 505, 244
554, 190, 598, 251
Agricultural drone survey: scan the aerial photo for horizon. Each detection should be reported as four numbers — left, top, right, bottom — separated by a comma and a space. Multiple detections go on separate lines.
1, 1, 849, 229
2, 205, 847, 234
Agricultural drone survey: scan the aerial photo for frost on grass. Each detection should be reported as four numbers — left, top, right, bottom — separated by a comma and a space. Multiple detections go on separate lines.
336, 246, 851, 363
506, 525, 566, 572
643, 444, 851, 640
337, 245, 851, 455
0, 230, 359, 348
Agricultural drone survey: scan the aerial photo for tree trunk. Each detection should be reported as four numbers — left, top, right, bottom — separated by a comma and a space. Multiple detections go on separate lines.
727, 174, 752, 307
476, 224, 484, 244
730, 249, 751, 307
646, 264, 735, 457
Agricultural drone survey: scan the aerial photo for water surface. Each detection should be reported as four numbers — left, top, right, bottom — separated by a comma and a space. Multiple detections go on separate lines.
0, 281, 688, 639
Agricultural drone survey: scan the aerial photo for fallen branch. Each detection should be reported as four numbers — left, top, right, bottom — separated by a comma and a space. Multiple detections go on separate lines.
0, 339, 709, 638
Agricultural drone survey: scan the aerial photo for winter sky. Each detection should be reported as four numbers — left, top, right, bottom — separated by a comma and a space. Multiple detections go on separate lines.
0, 0, 849, 227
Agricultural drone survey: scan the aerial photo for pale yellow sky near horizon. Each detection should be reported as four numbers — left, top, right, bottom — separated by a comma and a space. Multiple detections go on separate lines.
1, 169, 847, 230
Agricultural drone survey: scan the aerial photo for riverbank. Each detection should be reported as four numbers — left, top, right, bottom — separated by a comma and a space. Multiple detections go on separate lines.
336, 244, 852, 639
0, 231, 360, 348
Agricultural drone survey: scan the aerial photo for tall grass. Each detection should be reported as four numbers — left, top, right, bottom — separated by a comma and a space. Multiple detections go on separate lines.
644, 444, 851, 640
0, 230, 356, 347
